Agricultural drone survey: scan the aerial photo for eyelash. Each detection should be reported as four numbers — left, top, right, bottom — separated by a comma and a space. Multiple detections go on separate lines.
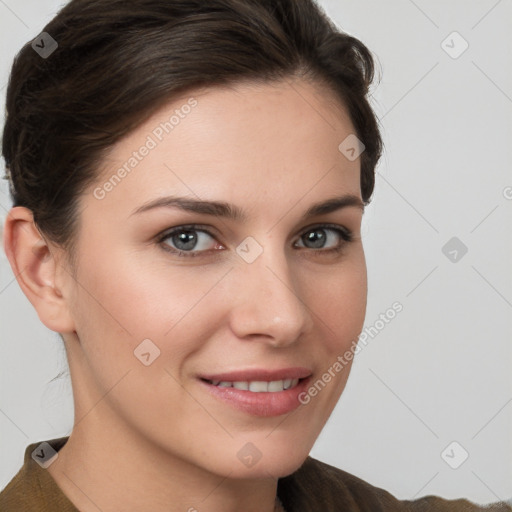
156, 223, 354, 259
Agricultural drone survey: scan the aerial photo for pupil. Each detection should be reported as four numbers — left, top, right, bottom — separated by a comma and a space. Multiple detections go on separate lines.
305, 229, 325, 248
174, 231, 197, 250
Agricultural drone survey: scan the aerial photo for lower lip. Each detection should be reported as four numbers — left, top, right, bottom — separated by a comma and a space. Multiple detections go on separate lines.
199, 378, 311, 417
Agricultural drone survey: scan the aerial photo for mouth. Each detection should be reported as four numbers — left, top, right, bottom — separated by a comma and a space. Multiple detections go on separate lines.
198, 368, 312, 417
201, 377, 303, 392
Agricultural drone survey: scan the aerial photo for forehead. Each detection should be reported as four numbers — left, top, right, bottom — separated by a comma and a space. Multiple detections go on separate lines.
88, 78, 361, 217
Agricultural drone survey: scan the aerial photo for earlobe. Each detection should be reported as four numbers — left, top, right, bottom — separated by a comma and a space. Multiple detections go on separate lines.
3, 206, 76, 333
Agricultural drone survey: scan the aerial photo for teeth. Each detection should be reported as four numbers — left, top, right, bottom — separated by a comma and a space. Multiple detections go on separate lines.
249, 381, 268, 392
208, 378, 300, 392
268, 380, 284, 392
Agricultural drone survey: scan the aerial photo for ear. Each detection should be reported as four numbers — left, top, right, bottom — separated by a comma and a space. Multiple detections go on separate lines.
3, 206, 76, 333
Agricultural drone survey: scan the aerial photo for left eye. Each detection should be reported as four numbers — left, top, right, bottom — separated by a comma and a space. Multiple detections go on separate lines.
295, 226, 351, 250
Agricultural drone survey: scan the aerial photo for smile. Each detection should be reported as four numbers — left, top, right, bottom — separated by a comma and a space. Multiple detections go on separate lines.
203, 378, 300, 392
198, 369, 312, 416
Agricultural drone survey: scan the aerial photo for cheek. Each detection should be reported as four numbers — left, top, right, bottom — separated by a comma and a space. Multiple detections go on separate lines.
305, 250, 367, 353
70, 249, 228, 366
296, 255, 366, 430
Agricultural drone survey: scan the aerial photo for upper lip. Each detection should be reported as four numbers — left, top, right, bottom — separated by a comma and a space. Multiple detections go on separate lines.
199, 367, 312, 382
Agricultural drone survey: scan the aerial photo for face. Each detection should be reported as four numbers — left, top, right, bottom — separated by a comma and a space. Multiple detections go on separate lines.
59, 78, 367, 479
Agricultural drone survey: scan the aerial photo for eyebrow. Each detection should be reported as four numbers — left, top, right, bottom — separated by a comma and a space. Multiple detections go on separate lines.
131, 194, 364, 221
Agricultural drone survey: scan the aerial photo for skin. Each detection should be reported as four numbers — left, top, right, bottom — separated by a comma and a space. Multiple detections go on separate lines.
4, 77, 367, 512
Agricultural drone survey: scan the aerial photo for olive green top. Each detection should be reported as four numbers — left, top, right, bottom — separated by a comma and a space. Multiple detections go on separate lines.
1, 437, 510, 511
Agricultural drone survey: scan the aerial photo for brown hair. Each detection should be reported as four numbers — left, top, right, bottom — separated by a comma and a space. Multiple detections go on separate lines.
2, 0, 382, 255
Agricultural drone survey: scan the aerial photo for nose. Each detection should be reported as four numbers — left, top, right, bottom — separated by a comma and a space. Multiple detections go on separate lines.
227, 247, 312, 348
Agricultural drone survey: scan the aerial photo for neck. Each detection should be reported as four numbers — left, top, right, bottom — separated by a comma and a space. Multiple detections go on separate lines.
47, 412, 279, 512
47, 339, 279, 512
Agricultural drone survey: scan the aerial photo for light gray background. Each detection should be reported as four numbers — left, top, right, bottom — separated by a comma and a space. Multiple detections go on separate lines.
1, 0, 511, 504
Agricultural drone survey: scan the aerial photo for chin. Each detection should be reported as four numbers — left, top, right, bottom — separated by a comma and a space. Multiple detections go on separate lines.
217, 433, 316, 480
221, 454, 310, 481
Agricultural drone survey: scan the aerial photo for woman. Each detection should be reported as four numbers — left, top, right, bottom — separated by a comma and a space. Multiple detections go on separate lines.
0, 0, 510, 510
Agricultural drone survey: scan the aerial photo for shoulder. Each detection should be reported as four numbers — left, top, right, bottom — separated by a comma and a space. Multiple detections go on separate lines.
0, 437, 77, 512
277, 456, 512, 512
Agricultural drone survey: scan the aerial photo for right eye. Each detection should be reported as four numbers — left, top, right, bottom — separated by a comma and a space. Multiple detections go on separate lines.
158, 225, 225, 257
